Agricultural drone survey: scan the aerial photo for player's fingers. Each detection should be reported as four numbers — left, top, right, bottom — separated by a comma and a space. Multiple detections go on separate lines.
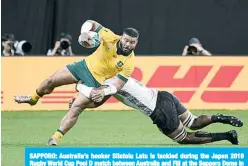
83, 41, 90, 48
94, 97, 103, 103
93, 90, 102, 96
91, 95, 99, 101
92, 97, 99, 102
91, 93, 96, 98
90, 93, 98, 98
91, 89, 99, 94
91, 93, 100, 99
93, 97, 98, 102
92, 94, 103, 101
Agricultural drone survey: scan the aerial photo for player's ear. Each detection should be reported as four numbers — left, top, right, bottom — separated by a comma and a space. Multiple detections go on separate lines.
135, 38, 138, 43
120, 36, 124, 42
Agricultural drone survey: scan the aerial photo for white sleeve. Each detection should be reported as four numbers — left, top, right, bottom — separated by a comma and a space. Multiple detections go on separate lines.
76, 84, 93, 98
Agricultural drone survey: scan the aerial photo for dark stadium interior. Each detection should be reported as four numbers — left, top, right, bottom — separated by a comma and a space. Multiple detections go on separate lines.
2, 0, 248, 55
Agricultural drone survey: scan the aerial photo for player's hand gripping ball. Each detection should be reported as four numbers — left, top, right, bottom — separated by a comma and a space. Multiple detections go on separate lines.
79, 31, 101, 48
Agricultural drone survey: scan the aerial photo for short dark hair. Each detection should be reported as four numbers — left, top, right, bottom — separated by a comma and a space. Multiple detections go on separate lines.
58, 32, 72, 42
123, 28, 139, 38
189, 37, 201, 45
2, 33, 15, 42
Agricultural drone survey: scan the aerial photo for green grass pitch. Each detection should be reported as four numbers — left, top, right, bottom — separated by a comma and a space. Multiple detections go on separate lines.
1, 110, 248, 166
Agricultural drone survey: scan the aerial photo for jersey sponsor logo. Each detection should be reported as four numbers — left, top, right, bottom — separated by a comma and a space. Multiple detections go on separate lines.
116, 61, 124, 69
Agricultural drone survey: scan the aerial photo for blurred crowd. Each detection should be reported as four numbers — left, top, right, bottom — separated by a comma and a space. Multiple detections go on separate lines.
1, 32, 211, 56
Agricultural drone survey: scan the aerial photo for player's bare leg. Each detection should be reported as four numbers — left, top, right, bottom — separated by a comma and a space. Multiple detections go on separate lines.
166, 122, 239, 145
48, 94, 109, 146
48, 93, 92, 146
179, 110, 243, 130
14, 67, 77, 106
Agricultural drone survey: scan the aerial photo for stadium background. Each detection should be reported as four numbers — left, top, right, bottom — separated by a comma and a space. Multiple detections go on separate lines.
2, 0, 248, 55
1, 1, 248, 166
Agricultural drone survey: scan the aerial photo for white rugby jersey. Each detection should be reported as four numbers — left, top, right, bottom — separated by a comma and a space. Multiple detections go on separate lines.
105, 78, 158, 116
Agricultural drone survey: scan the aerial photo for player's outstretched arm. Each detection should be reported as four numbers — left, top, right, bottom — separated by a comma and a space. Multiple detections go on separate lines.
76, 76, 126, 103
90, 60, 135, 102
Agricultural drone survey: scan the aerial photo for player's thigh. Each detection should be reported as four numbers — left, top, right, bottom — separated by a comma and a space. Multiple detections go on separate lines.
68, 93, 93, 117
171, 93, 188, 116
49, 67, 77, 86
152, 93, 180, 136
66, 60, 100, 88
166, 121, 187, 142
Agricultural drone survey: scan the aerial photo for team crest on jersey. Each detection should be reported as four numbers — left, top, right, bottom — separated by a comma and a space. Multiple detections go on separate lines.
116, 61, 124, 69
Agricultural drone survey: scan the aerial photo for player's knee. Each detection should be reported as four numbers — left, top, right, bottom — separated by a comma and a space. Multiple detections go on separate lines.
69, 105, 84, 117
182, 112, 197, 129
171, 128, 188, 144
69, 98, 88, 115
189, 119, 200, 130
45, 77, 55, 87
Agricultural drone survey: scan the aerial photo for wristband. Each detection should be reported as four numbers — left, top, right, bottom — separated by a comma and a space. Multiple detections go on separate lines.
103, 85, 117, 96
76, 84, 93, 98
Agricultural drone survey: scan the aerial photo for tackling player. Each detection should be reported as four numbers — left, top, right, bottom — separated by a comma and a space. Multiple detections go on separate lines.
76, 78, 243, 145
14, 20, 139, 145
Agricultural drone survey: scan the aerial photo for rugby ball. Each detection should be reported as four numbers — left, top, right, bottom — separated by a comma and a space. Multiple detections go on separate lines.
79, 31, 101, 48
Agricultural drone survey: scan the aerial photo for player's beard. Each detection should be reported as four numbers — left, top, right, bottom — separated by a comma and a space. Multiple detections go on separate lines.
119, 41, 132, 53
